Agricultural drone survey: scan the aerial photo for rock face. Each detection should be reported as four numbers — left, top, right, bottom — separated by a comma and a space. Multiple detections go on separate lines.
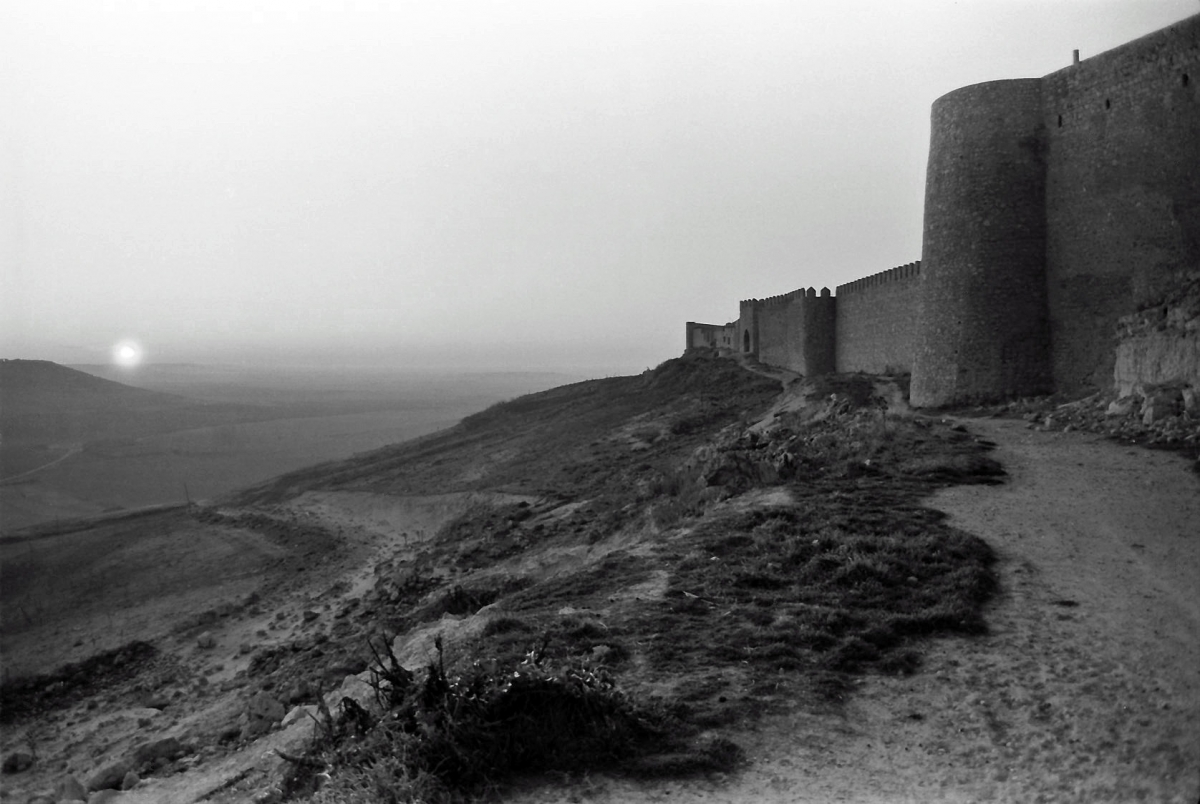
1114, 277, 1200, 397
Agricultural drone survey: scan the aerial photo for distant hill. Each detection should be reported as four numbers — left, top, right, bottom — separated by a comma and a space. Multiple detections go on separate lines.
0, 359, 267, 446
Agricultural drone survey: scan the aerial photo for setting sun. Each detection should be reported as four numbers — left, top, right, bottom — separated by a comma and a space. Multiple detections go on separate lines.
113, 340, 143, 368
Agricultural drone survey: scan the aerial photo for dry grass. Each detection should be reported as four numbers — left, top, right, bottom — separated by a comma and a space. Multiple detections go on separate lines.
266, 357, 1003, 801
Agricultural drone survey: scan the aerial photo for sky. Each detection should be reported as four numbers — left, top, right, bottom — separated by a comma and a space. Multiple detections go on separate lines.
2, 1, 1197, 374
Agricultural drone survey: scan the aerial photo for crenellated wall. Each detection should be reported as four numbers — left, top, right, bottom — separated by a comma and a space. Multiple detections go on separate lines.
685, 13, 1199, 405
836, 262, 922, 374
739, 288, 836, 376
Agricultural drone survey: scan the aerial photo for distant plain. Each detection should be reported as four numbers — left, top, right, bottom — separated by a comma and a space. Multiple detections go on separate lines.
0, 362, 583, 532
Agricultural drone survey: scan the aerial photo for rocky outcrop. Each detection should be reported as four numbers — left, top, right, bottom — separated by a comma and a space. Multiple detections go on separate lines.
1114, 275, 1200, 396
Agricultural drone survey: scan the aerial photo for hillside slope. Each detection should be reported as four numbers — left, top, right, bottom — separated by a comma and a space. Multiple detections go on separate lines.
0, 360, 266, 447
1, 356, 1016, 803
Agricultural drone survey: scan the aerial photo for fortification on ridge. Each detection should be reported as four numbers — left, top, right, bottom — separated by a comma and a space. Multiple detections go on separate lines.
687, 14, 1200, 407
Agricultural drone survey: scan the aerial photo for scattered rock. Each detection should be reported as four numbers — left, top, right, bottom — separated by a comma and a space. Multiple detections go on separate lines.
57, 775, 88, 802
196, 632, 217, 649
281, 704, 316, 728
1181, 386, 1198, 414
86, 761, 130, 792
1009, 386, 1198, 448
120, 771, 139, 791
302, 610, 320, 623
132, 737, 183, 767
1, 751, 34, 774
1106, 397, 1135, 417
141, 693, 170, 710
241, 691, 287, 739
1141, 389, 1180, 424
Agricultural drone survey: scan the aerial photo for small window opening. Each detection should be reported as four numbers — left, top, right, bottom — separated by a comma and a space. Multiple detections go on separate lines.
743, 330, 751, 353
1105, 98, 1111, 109
1184, 74, 1190, 87
1057, 114, 1063, 128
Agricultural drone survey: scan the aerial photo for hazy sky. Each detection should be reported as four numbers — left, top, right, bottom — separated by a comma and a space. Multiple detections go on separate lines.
2, 1, 1196, 373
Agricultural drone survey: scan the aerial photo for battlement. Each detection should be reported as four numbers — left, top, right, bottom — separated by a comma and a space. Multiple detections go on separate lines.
687, 13, 1200, 404
742, 286, 833, 307
835, 262, 921, 296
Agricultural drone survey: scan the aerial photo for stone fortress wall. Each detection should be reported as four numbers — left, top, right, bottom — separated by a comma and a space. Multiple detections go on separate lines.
835, 262, 922, 375
687, 14, 1199, 406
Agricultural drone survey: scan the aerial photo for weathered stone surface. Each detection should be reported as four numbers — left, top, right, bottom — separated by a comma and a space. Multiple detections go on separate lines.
196, 631, 217, 649
1141, 389, 1181, 424
119, 770, 139, 791
56, 775, 87, 802
1106, 397, 1135, 417
86, 761, 130, 792
1, 751, 34, 774
281, 704, 317, 729
131, 737, 183, 766
1183, 386, 1198, 415
241, 691, 287, 738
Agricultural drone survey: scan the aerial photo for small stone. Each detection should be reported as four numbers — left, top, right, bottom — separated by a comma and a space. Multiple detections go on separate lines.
1142, 397, 1176, 425
120, 771, 139, 791
1, 751, 34, 774
132, 737, 183, 766
1182, 387, 1198, 415
141, 693, 170, 710
302, 610, 320, 623
86, 761, 130, 792
1106, 397, 1135, 417
57, 775, 88, 802
196, 632, 217, 649
281, 705, 315, 728
241, 691, 287, 739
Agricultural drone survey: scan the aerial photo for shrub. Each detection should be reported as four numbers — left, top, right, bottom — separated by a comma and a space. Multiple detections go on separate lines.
291, 638, 738, 802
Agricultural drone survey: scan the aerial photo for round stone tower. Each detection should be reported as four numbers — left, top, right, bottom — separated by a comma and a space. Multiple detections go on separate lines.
910, 79, 1054, 407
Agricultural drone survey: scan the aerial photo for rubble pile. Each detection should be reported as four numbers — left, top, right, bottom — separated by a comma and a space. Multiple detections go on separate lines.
990, 382, 1199, 452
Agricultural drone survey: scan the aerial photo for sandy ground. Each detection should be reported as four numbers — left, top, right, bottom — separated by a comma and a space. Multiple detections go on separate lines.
507, 417, 1200, 803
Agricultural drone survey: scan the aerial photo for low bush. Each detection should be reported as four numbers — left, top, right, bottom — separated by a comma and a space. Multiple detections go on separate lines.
291, 639, 738, 803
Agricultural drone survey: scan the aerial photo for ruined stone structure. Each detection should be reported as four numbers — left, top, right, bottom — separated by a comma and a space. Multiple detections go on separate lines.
687, 14, 1199, 406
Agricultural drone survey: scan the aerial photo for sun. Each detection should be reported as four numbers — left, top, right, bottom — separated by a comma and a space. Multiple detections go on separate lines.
113, 340, 144, 368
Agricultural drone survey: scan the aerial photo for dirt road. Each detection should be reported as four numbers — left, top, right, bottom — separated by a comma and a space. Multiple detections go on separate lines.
513, 417, 1200, 803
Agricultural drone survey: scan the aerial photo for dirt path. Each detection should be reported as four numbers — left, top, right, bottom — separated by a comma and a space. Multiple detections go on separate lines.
511, 417, 1200, 803
0, 444, 81, 484
5, 417, 1196, 803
